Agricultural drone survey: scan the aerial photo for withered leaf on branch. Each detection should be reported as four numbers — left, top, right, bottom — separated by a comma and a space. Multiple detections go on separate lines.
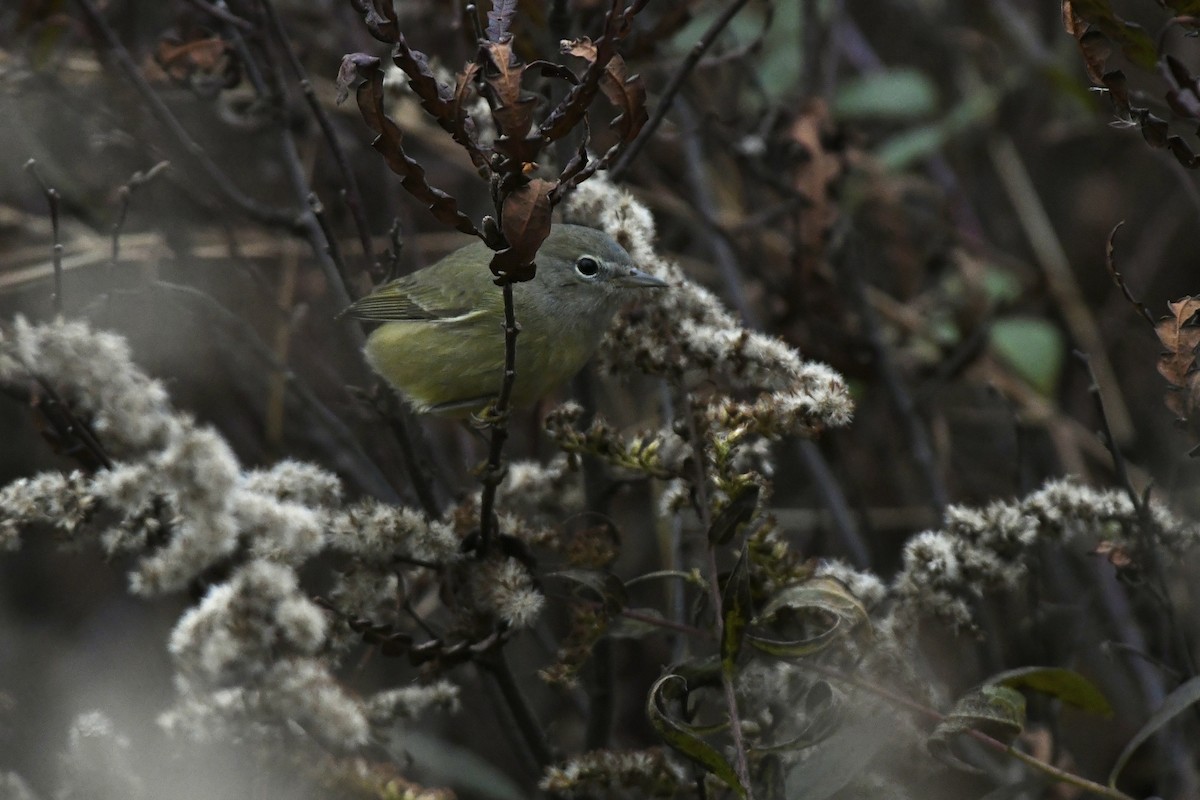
1061, 0, 1156, 70
393, 35, 489, 172
490, 178, 556, 282
347, 0, 398, 43
341, 54, 480, 237
485, 0, 519, 43
562, 38, 648, 145
1162, 55, 1200, 120
1061, 2, 1200, 169
1154, 297, 1200, 426
539, 0, 639, 144
153, 37, 230, 84
482, 40, 536, 140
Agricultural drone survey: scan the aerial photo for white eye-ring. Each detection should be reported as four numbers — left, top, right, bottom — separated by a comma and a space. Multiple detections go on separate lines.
575, 255, 601, 278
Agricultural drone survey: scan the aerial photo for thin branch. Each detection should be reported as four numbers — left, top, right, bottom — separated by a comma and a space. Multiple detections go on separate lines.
988, 135, 1134, 445
110, 161, 171, 269
71, 0, 302, 232
798, 661, 1138, 800
684, 395, 754, 799
609, 0, 753, 182
181, 0, 257, 32
478, 649, 554, 767
1074, 351, 1198, 682
23, 160, 64, 316
259, 0, 377, 270
477, 281, 520, 555
835, 228, 949, 514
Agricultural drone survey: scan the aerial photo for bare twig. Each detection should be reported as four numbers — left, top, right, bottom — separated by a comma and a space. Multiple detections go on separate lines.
181, 0, 257, 32
23, 160, 64, 316
988, 135, 1134, 445
836, 228, 949, 514
478, 650, 554, 768
609, 0, 753, 182
477, 281, 520, 555
259, 0, 377, 270
110, 161, 170, 268
797, 659, 1138, 800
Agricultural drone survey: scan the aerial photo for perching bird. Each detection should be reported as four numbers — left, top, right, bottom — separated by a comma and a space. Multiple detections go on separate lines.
342, 224, 666, 415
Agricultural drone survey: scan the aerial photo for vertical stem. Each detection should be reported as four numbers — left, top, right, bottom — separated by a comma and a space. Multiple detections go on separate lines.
685, 396, 754, 798
478, 281, 519, 555
24, 160, 64, 316
258, 0, 377, 271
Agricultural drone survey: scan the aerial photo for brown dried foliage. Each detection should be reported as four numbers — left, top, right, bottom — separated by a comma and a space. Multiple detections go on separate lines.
339, 54, 481, 238
341, 0, 648, 282
1062, 0, 1200, 168
1154, 297, 1200, 429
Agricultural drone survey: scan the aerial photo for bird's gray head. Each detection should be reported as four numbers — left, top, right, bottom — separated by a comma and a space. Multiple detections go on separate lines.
534, 224, 666, 319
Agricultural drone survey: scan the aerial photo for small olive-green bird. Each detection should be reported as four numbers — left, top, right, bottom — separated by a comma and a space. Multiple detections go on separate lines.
342, 224, 667, 415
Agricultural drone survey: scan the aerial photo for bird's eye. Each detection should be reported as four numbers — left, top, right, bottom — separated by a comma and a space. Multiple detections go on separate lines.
575, 256, 601, 278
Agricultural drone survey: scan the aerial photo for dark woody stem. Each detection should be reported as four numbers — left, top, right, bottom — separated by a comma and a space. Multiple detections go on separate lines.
477, 280, 519, 555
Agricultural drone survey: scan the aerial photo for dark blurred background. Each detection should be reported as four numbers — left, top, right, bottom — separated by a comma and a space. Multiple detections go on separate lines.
2, 0, 1200, 797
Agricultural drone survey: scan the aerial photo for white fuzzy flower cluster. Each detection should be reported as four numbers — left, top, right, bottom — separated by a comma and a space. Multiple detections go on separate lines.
539, 748, 684, 796
365, 680, 460, 727
564, 179, 853, 425
496, 454, 584, 524
55, 711, 141, 800
164, 560, 369, 748
889, 477, 1200, 630
469, 557, 545, 629
3, 317, 174, 454
161, 657, 369, 749
0, 318, 470, 750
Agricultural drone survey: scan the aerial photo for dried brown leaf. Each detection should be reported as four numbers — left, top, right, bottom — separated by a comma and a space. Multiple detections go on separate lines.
1162, 55, 1200, 119
486, 0, 519, 43
790, 100, 843, 258
539, 0, 640, 144
1076, 28, 1112, 84
344, 55, 480, 237
482, 40, 536, 139
348, 0, 398, 43
490, 178, 556, 282
393, 36, 489, 172
562, 37, 647, 145
1155, 297, 1200, 423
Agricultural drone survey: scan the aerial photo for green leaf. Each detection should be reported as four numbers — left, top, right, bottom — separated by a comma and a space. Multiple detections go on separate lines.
989, 317, 1065, 396
991, 667, 1113, 717
1109, 675, 1200, 788
721, 549, 753, 673
624, 569, 704, 590
982, 266, 1022, 306
647, 675, 746, 797
929, 685, 1026, 773
833, 69, 938, 120
746, 577, 869, 657
709, 483, 761, 545
875, 88, 999, 171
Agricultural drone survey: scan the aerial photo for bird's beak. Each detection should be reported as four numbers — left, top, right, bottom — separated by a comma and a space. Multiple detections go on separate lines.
615, 266, 668, 289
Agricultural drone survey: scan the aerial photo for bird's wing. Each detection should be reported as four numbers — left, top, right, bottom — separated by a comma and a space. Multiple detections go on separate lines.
340, 274, 481, 322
